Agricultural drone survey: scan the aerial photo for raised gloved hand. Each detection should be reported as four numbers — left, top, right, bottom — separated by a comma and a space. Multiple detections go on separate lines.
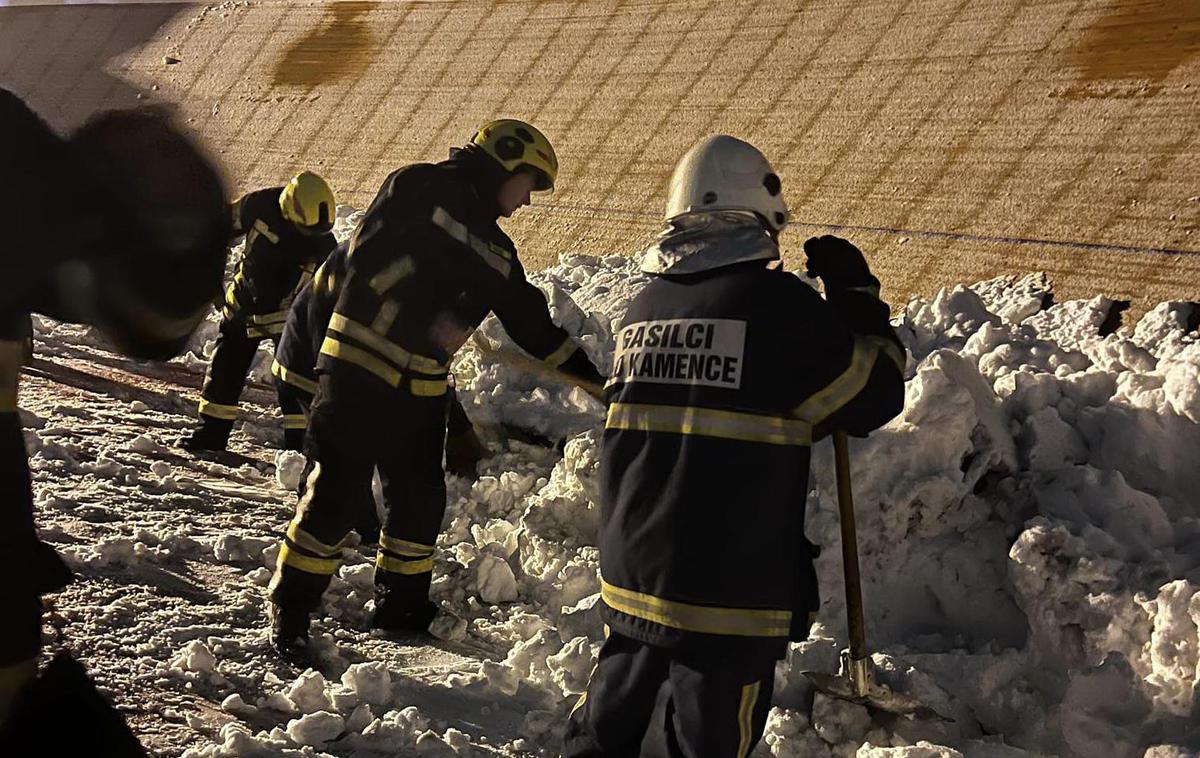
803, 235, 877, 293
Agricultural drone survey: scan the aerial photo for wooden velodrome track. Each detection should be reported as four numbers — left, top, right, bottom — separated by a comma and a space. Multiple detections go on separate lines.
2, 0, 1197, 312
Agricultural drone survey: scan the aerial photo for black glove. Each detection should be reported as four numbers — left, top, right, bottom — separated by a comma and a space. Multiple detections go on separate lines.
803, 235, 877, 293
558, 348, 606, 399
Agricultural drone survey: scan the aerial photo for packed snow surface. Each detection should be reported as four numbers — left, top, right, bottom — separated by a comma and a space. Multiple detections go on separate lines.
23, 211, 1200, 756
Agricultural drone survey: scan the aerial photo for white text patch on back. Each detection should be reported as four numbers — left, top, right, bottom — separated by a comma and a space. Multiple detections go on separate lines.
611, 318, 746, 389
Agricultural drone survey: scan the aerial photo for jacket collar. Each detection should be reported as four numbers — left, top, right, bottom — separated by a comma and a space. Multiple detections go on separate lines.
640, 210, 779, 275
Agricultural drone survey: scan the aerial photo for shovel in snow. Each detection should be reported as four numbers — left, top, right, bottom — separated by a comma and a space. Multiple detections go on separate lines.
803, 432, 951, 721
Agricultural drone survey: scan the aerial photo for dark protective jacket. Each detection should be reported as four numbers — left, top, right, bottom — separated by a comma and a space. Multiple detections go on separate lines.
0, 91, 81, 635
598, 260, 905, 660
309, 148, 595, 399
222, 187, 336, 339
272, 241, 349, 400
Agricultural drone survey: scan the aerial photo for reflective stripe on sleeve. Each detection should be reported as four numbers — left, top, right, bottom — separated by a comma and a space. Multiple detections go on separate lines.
271, 359, 318, 394
605, 403, 811, 446
282, 414, 307, 430
197, 399, 239, 420
252, 218, 280, 244
376, 553, 434, 575
430, 206, 512, 277
327, 313, 446, 376
371, 299, 400, 334
542, 336, 577, 368
410, 379, 448, 397
278, 543, 340, 575
600, 580, 791, 638
866, 335, 906, 372
791, 337, 879, 425
369, 256, 416, 294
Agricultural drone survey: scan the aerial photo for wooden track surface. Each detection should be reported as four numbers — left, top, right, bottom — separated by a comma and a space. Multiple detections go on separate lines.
2, 0, 1197, 311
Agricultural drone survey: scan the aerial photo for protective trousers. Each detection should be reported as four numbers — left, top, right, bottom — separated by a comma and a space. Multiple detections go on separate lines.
197, 314, 307, 449
562, 632, 776, 758
269, 367, 448, 615
0, 412, 42, 710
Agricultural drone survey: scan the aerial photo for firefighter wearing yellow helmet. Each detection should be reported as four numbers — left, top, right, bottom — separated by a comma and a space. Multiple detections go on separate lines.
266, 119, 602, 658
469, 118, 558, 191
179, 172, 338, 453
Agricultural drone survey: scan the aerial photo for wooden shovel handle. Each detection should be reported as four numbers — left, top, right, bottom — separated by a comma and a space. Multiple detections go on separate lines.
833, 431, 868, 663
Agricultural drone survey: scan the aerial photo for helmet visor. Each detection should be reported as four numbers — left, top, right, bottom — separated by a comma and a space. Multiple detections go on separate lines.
526, 166, 553, 193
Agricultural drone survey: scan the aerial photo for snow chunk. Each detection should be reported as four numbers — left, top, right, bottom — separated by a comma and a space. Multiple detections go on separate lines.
285, 710, 344, 746
475, 554, 518, 603
857, 743, 963, 758
275, 449, 307, 491
340, 662, 392, 707
170, 640, 216, 674
285, 670, 334, 714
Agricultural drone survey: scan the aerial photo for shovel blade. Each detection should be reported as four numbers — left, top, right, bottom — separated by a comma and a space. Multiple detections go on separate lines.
802, 670, 953, 722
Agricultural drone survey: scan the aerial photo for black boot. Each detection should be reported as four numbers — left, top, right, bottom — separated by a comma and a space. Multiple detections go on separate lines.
268, 603, 311, 660
372, 565, 437, 636
372, 599, 437, 637
178, 418, 232, 452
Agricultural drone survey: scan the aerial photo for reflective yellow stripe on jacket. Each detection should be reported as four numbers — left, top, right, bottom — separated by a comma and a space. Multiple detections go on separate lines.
320, 313, 447, 396
605, 403, 811, 446
790, 335, 905, 425
601, 580, 792, 638
430, 206, 512, 278
327, 313, 446, 375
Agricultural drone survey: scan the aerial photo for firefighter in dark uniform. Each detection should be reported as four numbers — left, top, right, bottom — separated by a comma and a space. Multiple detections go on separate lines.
271, 242, 487, 538
562, 136, 906, 756
274, 242, 486, 482
267, 120, 605, 656
0, 88, 228, 749
180, 172, 338, 453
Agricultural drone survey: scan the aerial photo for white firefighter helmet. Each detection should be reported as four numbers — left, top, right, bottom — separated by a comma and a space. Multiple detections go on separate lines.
664, 135, 788, 233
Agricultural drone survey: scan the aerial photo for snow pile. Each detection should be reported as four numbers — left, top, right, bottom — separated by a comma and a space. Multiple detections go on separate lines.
26, 235, 1200, 757
438, 265, 1200, 756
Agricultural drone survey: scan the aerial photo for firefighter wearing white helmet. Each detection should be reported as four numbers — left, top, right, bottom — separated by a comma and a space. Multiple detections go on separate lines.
563, 136, 906, 755
266, 119, 603, 659
179, 172, 338, 453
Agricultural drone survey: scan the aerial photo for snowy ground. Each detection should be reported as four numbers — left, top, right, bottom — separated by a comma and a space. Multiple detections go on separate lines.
22, 212, 1200, 757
